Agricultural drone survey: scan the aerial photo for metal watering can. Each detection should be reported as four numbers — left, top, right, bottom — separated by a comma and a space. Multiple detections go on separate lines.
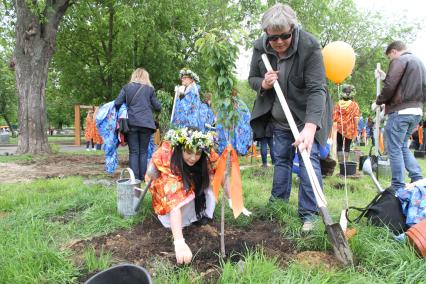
116, 168, 150, 218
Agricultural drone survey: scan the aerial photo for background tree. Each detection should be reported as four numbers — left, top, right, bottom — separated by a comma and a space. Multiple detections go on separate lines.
0, 54, 18, 136
13, 0, 71, 154
263, 0, 420, 118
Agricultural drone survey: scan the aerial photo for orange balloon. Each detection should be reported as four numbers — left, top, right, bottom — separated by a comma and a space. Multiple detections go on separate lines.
322, 41, 356, 84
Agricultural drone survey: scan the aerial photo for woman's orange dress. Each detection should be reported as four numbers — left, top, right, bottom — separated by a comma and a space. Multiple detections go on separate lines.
84, 116, 96, 141
147, 141, 218, 216
332, 100, 360, 140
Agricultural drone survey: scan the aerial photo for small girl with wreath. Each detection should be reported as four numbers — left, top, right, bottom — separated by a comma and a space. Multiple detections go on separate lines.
146, 127, 219, 264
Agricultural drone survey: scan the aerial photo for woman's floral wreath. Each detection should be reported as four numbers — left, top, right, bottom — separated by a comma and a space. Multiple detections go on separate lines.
179, 68, 200, 83
165, 128, 217, 152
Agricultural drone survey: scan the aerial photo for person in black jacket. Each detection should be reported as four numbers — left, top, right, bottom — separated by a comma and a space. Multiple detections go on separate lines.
115, 68, 161, 181
248, 3, 332, 232
375, 41, 426, 190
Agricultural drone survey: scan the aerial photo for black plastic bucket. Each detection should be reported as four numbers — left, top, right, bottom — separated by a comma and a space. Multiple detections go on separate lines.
414, 150, 425, 158
84, 264, 153, 284
339, 161, 357, 176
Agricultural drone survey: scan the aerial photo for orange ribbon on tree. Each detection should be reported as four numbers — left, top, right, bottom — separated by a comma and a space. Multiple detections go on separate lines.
379, 131, 385, 154
212, 144, 244, 218
419, 126, 423, 145
252, 143, 258, 159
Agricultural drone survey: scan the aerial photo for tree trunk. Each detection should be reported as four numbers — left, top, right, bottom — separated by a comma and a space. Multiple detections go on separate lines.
14, 0, 70, 154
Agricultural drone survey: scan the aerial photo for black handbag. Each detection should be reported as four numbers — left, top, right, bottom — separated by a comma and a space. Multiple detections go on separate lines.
347, 187, 408, 234
119, 85, 144, 134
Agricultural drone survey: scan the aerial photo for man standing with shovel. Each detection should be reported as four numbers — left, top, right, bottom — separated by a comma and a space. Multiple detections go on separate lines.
248, 4, 353, 266
375, 41, 426, 191
248, 3, 332, 232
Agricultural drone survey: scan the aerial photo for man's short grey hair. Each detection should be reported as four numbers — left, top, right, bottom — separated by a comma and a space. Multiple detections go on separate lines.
261, 4, 299, 32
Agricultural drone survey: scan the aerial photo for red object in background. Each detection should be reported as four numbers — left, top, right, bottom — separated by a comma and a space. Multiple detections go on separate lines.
406, 220, 426, 258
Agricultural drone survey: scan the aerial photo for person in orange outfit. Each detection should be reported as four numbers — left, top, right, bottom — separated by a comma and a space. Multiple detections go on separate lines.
332, 84, 360, 162
84, 110, 96, 151
145, 127, 219, 265
92, 107, 103, 150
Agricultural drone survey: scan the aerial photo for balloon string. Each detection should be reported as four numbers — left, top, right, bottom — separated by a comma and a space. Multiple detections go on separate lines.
337, 85, 349, 210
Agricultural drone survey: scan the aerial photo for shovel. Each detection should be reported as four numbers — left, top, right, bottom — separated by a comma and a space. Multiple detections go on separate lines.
261, 54, 354, 266
133, 179, 152, 212
362, 158, 384, 193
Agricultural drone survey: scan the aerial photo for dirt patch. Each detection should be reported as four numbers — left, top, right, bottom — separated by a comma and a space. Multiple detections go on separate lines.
70, 218, 297, 282
0, 211, 9, 218
0, 154, 128, 183
295, 251, 342, 270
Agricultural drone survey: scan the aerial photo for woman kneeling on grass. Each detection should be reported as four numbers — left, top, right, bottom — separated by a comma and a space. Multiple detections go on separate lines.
146, 127, 219, 264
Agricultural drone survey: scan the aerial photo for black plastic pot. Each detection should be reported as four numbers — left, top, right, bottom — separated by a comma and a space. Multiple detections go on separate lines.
339, 161, 357, 176
414, 150, 425, 158
84, 264, 153, 284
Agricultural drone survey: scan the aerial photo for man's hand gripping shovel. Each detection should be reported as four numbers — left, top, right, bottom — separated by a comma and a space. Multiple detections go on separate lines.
261, 54, 354, 266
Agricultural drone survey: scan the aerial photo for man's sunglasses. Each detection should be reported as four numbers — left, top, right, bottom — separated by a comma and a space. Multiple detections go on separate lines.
267, 30, 293, 42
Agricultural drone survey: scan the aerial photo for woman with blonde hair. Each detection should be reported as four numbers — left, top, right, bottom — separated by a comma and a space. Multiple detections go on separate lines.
129, 68, 153, 87
115, 68, 161, 180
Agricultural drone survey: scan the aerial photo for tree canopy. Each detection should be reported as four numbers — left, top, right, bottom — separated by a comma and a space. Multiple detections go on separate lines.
0, 0, 422, 146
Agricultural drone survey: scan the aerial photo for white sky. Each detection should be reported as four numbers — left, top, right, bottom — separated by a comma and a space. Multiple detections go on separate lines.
236, 0, 426, 79
356, 0, 426, 64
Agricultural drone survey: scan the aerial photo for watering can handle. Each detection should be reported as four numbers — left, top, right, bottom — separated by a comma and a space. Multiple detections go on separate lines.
120, 168, 136, 183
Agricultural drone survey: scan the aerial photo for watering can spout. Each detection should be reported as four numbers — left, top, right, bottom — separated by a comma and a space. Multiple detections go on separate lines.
362, 158, 384, 193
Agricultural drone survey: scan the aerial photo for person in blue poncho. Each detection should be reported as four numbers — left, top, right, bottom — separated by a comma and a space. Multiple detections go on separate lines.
217, 89, 252, 155
199, 92, 215, 133
172, 68, 202, 130
356, 114, 366, 145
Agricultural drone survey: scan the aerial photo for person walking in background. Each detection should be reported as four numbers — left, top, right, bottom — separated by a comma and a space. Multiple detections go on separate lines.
257, 120, 275, 167
84, 110, 96, 151
366, 117, 375, 146
375, 40, 426, 190
92, 107, 103, 150
115, 68, 161, 181
248, 3, 333, 232
357, 114, 366, 145
332, 84, 360, 162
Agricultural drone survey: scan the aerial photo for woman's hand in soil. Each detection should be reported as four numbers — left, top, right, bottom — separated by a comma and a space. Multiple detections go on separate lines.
174, 238, 192, 264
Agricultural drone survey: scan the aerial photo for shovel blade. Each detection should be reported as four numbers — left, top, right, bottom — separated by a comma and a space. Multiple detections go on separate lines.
325, 223, 354, 266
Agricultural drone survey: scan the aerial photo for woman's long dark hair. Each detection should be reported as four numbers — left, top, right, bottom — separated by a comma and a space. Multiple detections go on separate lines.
170, 145, 210, 218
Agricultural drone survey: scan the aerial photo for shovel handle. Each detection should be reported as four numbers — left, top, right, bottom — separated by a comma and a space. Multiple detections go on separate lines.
134, 179, 152, 212
261, 54, 327, 208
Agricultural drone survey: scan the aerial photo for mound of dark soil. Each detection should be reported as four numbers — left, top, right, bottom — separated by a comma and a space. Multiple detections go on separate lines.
70, 218, 296, 282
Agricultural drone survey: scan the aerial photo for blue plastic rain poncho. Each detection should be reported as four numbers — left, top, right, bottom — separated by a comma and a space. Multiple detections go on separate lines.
199, 102, 215, 133
397, 183, 426, 226
96, 102, 129, 174
171, 83, 202, 129
217, 98, 252, 155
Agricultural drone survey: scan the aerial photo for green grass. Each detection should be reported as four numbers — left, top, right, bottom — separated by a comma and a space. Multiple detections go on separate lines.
2, 135, 83, 146
1, 151, 426, 283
